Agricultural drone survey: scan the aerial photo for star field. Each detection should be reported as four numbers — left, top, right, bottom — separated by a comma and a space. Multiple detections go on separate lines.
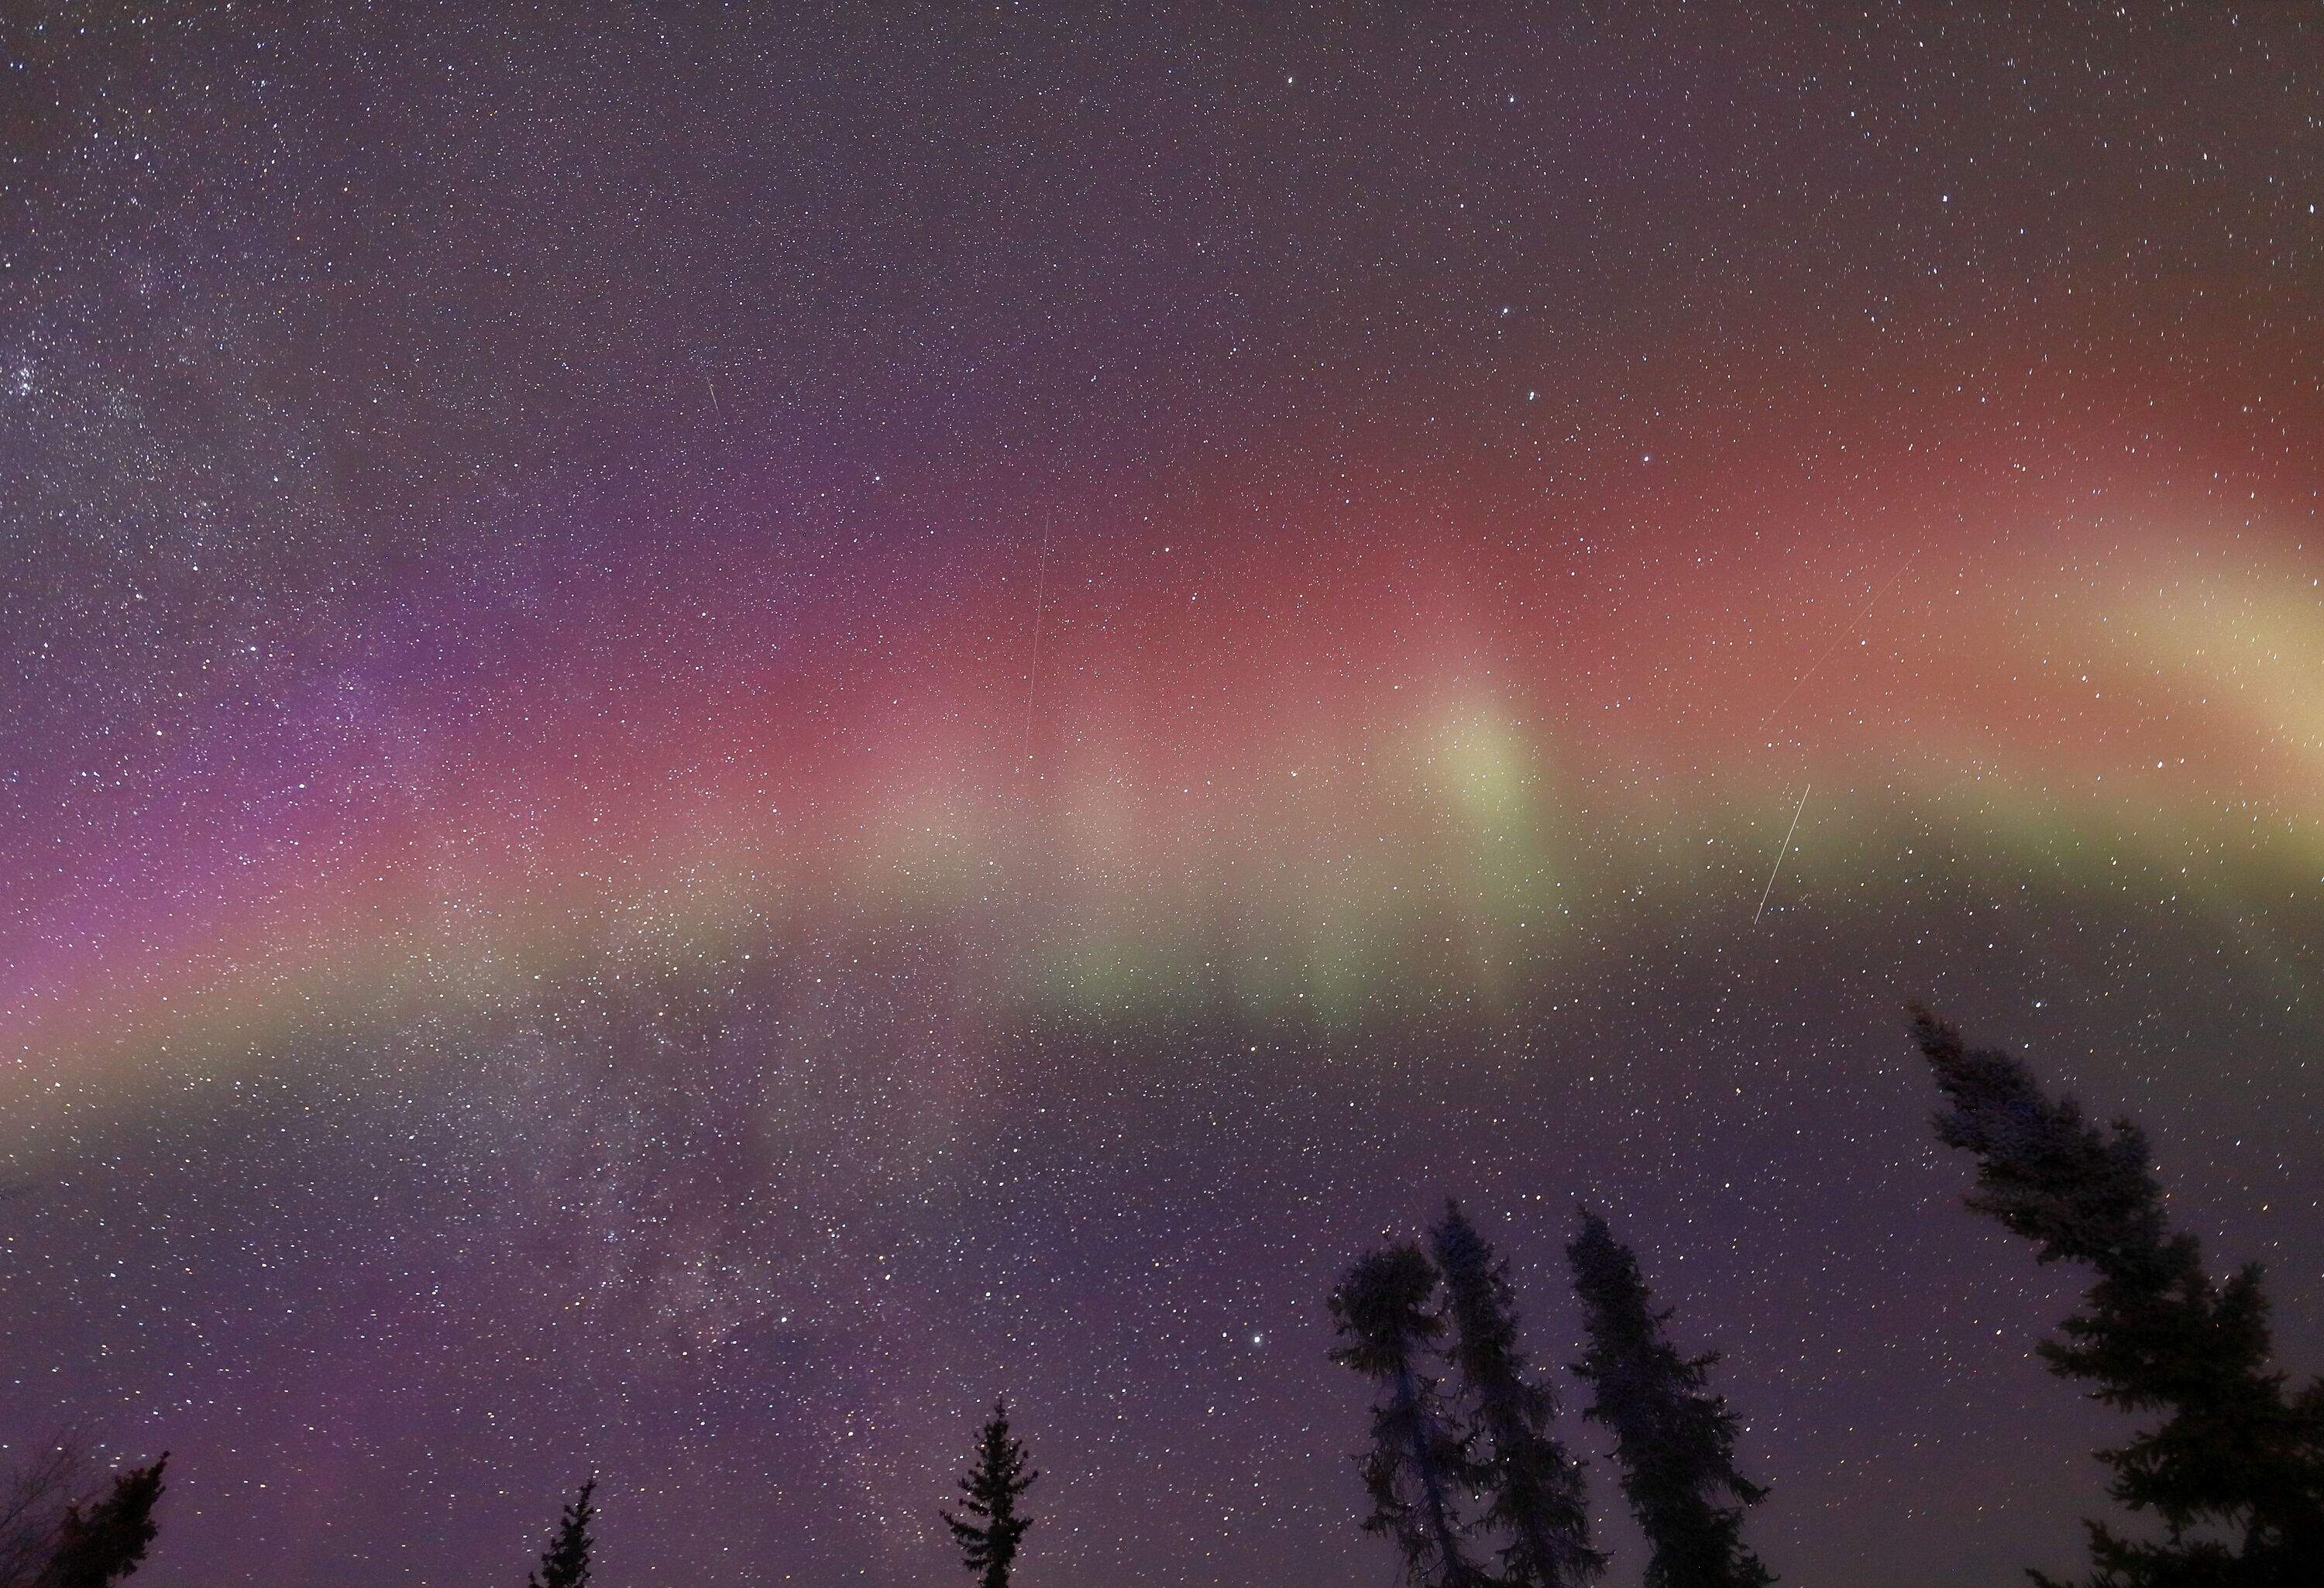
2, 6, 2320, 1586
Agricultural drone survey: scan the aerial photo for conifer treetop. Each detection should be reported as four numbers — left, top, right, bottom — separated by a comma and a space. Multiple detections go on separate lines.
43, 1452, 168, 1588
1431, 1201, 1604, 1588
1329, 1243, 1490, 1588
943, 1398, 1037, 1588
1569, 1209, 1773, 1588
1910, 1005, 2324, 1586
525, 1476, 597, 1588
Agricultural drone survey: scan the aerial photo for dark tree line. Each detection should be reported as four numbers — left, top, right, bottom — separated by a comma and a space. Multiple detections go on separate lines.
0, 1447, 166, 1588
1325, 1008, 2324, 1588
12, 1007, 2319, 1588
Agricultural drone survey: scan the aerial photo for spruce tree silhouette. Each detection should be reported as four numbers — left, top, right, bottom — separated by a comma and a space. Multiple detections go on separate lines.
525, 1477, 596, 1588
942, 1399, 1037, 1588
1568, 1212, 1773, 1588
1431, 1201, 1604, 1588
40, 1454, 166, 1588
1329, 1243, 1489, 1588
1911, 1005, 2324, 1587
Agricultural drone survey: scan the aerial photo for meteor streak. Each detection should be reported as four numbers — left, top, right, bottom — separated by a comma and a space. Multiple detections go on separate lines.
1755, 782, 1812, 925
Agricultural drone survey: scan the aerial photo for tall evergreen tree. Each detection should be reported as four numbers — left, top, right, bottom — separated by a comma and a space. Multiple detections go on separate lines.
40, 1454, 166, 1588
525, 1477, 597, 1588
1910, 1005, 2324, 1587
1329, 1243, 1489, 1588
942, 1398, 1037, 1588
1567, 1211, 1773, 1588
1431, 1201, 1604, 1588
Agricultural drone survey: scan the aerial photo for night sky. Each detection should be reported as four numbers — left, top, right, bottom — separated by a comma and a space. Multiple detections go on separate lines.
4, 6, 2321, 1586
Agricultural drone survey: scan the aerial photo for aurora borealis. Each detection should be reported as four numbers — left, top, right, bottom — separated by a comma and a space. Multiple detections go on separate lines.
3, 5, 2321, 1586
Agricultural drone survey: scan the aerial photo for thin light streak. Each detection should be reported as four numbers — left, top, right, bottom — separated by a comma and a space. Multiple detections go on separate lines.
1755, 782, 1811, 924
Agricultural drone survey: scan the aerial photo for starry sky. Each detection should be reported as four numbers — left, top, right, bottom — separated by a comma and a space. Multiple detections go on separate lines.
2, 5, 2320, 1586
